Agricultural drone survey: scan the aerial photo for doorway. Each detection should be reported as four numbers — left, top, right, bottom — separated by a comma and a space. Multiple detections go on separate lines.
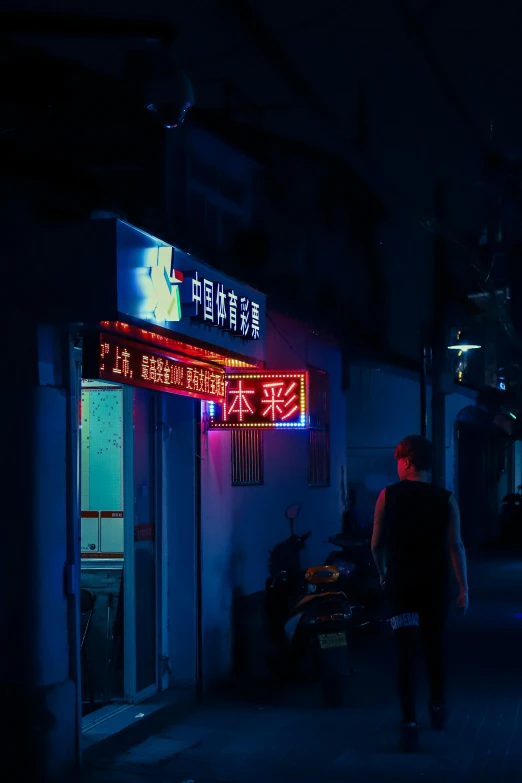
456, 421, 512, 549
80, 380, 158, 722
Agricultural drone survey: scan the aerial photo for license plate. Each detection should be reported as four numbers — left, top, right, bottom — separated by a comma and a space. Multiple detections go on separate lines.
319, 632, 347, 649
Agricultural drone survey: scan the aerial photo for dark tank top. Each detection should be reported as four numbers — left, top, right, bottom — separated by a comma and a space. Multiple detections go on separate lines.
383, 480, 452, 599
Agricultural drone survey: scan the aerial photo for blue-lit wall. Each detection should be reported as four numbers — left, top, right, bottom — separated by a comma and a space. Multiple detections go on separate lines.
200, 312, 346, 683
2, 319, 78, 777
345, 363, 477, 528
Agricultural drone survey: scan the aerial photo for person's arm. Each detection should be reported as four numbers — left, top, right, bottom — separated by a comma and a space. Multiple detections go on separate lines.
447, 494, 469, 609
371, 489, 387, 584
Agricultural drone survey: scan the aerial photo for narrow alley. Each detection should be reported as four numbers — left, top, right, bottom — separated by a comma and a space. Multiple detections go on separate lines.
80, 552, 522, 783
5, 8, 522, 783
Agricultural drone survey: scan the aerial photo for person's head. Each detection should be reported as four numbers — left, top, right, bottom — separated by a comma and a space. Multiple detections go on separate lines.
394, 435, 432, 481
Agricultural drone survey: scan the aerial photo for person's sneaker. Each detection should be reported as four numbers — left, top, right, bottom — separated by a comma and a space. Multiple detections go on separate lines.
429, 703, 447, 731
399, 722, 419, 753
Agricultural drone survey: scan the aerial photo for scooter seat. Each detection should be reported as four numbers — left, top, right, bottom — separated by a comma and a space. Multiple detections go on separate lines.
290, 591, 347, 616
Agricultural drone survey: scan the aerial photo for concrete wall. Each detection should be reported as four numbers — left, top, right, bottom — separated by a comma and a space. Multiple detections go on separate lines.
345, 363, 477, 527
33, 382, 78, 779
1, 320, 78, 780
200, 312, 346, 683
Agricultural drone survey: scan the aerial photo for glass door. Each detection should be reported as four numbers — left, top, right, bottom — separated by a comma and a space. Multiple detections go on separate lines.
123, 386, 158, 702
80, 380, 125, 718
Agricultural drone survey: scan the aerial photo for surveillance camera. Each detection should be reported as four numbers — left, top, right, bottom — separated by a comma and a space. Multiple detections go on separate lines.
127, 49, 194, 129
145, 101, 190, 129
145, 70, 194, 128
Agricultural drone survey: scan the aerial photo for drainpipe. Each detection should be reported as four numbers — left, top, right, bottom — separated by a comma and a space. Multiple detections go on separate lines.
431, 183, 449, 487
420, 326, 429, 437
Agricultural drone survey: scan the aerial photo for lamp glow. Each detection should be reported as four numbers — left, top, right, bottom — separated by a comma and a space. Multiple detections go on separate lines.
448, 343, 481, 352
448, 329, 481, 352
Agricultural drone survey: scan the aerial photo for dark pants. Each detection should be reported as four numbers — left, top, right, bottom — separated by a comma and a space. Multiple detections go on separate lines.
388, 593, 449, 724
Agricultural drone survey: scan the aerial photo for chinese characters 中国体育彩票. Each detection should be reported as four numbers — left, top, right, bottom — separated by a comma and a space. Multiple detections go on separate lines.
181, 271, 261, 340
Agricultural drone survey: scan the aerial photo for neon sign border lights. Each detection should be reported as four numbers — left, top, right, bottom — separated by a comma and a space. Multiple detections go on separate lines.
209, 371, 308, 430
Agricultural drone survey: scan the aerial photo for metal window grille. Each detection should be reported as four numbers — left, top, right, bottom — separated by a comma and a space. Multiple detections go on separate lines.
308, 367, 330, 487
231, 429, 264, 486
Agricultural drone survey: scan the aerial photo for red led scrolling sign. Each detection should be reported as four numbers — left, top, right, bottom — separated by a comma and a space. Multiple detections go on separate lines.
83, 333, 226, 402
209, 372, 308, 429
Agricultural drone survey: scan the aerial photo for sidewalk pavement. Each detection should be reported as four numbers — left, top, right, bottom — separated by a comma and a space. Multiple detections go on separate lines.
80, 552, 522, 783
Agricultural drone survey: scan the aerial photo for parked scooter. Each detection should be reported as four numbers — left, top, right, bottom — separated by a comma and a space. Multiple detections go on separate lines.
324, 532, 383, 623
265, 505, 362, 707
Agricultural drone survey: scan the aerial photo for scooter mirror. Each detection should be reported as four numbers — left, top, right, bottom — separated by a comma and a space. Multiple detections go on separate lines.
285, 504, 301, 520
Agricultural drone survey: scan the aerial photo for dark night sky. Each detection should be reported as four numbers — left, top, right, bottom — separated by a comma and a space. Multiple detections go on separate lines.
3, 0, 522, 238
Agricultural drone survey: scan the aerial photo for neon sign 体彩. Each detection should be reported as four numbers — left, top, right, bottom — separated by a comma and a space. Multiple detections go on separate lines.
208, 372, 308, 429
83, 333, 226, 402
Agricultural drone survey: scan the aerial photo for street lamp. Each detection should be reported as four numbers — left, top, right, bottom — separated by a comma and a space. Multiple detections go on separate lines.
447, 330, 481, 351
448, 329, 481, 385
420, 327, 483, 436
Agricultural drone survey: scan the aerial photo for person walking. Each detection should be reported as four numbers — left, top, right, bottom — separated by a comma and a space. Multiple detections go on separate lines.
371, 435, 469, 752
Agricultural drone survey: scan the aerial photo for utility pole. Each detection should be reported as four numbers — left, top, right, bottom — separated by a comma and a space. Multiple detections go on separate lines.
431, 183, 449, 487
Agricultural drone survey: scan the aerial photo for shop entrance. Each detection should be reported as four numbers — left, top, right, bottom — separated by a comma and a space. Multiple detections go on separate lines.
80, 380, 157, 721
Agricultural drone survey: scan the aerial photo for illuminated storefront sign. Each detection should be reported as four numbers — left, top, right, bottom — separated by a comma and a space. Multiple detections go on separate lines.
115, 223, 265, 369
84, 333, 226, 402
181, 271, 261, 340
209, 372, 308, 429
149, 246, 184, 322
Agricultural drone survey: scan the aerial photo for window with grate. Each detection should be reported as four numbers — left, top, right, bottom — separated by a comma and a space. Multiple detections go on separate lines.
231, 429, 264, 486
308, 367, 330, 487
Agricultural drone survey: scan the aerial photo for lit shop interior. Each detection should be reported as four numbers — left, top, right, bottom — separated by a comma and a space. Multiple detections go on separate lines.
79, 321, 260, 721
80, 379, 128, 717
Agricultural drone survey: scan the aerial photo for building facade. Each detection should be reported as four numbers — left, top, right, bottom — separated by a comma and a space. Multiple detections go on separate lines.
2, 211, 347, 778
201, 310, 346, 681
182, 118, 522, 552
